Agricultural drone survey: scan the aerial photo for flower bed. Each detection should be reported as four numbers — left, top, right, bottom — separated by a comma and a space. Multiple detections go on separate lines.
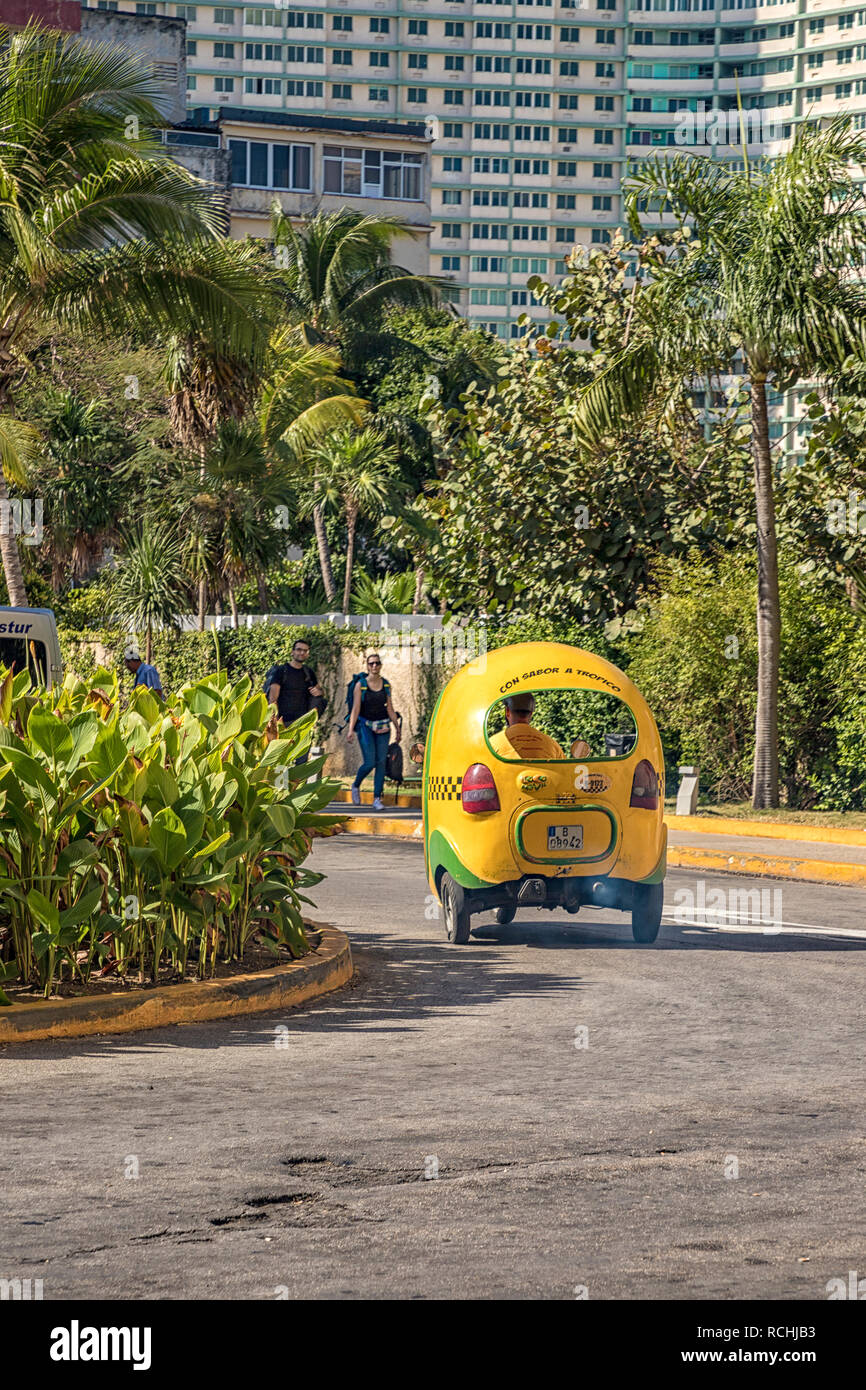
0, 666, 339, 1000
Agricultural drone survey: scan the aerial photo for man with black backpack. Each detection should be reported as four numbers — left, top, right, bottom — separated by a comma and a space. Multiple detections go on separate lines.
264, 638, 326, 763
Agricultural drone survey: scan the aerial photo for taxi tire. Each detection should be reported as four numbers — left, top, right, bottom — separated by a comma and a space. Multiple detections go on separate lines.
494, 903, 516, 925
632, 881, 663, 944
441, 873, 471, 944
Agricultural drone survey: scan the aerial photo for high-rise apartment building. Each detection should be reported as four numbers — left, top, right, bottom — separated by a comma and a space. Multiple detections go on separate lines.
79, 0, 866, 351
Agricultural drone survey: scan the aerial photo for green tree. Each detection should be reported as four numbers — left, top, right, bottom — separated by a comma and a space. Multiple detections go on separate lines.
567, 122, 866, 807
306, 427, 401, 613
0, 21, 229, 606
112, 520, 188, 663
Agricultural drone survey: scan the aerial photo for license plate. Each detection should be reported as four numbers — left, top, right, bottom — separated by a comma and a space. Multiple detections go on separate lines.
547, 824, 583, 852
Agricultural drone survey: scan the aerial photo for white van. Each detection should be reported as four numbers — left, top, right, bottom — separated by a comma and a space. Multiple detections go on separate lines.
0, 607, 62, 690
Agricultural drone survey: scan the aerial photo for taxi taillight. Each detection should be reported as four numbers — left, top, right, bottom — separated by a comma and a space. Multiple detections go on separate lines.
629, 759, 659, 810
462, 763, 500, 814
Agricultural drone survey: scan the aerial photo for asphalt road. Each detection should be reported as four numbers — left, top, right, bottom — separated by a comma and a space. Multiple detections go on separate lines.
2, 836, 865, 1301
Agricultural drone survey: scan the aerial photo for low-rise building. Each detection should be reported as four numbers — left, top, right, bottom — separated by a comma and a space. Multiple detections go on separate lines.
169, 108, 432, 272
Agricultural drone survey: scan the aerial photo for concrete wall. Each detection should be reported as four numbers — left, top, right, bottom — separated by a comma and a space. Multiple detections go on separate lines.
80, 10, 187, 124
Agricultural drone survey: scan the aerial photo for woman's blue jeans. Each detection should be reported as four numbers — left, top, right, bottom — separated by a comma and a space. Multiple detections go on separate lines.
354, 719, 389, 798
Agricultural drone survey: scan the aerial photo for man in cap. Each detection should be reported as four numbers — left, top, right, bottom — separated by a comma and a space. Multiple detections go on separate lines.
490, 693, 566, 761
123, 644, 164, 700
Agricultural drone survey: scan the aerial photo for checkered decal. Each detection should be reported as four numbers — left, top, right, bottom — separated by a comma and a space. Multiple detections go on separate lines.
428, 774, 463, 801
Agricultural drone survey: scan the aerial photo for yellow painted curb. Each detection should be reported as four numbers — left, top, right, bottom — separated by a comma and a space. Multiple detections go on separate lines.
668, 846, 866, 887
333, 788, 422, 810
341, 815, 866, 887
666, 814, 866, 848
343, 815, 424, 839
0, 924, 353, 1044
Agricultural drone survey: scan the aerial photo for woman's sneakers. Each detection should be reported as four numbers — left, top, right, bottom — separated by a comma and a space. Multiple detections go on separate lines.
351, 786, 361, 805
373, 798, 385, 811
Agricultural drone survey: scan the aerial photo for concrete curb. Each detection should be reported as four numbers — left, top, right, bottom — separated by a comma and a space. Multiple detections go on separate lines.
340, 816, 866, 887
666, 845, 866, 888
333, 788, 422, 810
344, 814, 424, 839
0, 924, 353, 1044
665, 813, 866, 848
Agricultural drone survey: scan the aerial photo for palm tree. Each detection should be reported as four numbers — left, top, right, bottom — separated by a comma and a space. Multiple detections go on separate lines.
305, 428, 401, 614
572, 121, 866, 808
258, 331, 367, 605
0, 21, 239, 606
112, 521, 188, 663
272, 207, 448, 354
175, 418, 292, 627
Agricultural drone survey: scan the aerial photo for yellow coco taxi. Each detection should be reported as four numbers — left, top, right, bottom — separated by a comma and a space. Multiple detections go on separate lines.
423, 641, 666, 945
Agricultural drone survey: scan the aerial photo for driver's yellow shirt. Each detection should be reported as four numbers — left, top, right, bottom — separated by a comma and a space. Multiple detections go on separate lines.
490, 724, 566, 761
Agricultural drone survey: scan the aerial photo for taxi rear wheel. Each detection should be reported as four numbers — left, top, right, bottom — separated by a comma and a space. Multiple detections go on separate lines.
441, 873, 471, 944
632, 882, 663, 944
494, 903, 516, 925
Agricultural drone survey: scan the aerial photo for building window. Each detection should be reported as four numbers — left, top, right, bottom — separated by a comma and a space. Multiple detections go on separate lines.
443, 123, 464, 138
245, 8, 283, 24
442, 189, 463, 204
560, 61, 580, 76
186, 39, 197, 56
555, 227, 576, 243
176, 4, 197, 18
333, 14, 352, 30
591, 228, 611, 243
472, 224, 508, 240
559, 94, 580, 109
408, 19, 428, 34
471, 256, 507, 272
408, 53, 428, 68
287, 10, 323, 27
442, 223, 463, 239
245, 77, 283, 94
288, 46, 324, 63
557, 193, 576, 208
229, 139, 312, 191
596, 29, 615, 44
562, 27, 581, 43
213, 7, 235, 22
445, 21, 465, 36
370, 51, 390, 66
135, 4, 158, 14
445, 55, 464, 70
558, 161, 577, 176
370, 17, 390, 33
286, 80, 323, 96
332, 85, 353, 100
333, 49, 353, 65
407, 88, 428, 103
595, 95, 614, 111
596, 62, 615, 78
323, 146, 424, 200
441, 256, 461, 270
593, 161, 613, 178
214, 41, 234, 57
594, 129, 614, 145
558, 128, 579, 143
592, 194, 612, 210
443, 156, 463, 171
368, 87, 389, 102
186, 74, 197, 89
245, 43, 283, 60
445, 90, 465, 105
214, 77, 234, 92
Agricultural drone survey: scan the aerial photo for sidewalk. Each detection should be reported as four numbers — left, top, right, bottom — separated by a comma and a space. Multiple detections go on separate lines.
328, 804, 866, 886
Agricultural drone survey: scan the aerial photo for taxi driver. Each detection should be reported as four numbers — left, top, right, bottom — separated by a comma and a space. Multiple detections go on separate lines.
489, 693, 591, 761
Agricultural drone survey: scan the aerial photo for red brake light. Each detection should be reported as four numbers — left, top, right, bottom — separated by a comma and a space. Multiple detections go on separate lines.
630, 759, 659, 810
461, 763, 500, 814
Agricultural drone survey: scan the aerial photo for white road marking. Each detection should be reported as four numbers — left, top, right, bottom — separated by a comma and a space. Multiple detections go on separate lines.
662, 911, 866, 941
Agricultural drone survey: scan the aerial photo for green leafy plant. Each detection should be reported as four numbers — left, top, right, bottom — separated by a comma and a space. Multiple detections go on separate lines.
0, 664, 339, 997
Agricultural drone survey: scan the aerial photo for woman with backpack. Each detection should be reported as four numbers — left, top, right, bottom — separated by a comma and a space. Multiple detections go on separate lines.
346, 652, 400, 809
